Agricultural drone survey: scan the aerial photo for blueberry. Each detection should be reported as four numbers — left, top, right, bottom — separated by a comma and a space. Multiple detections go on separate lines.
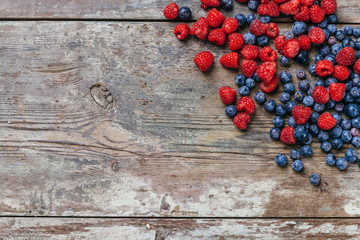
307, 87, 314, 96
285, 31, 295, 40
351, 128, 360, 136
264, 99, 276, 112
331, 44, 343, 55
294, 51, 309, 65
335, 30, 346, 41
247, 13, 257, 25
335, 103, 345, 112
286, 100, 297, 114
275, 104, 286, 116
279, 93, 290, 104
294, 125, 308, 142
244, 32, 256, 44
318, 130, 330, 142
342, 38, 355, 48
331, 138, 343, 150
325, 77, 337, 87
220, 0, 233, 10
341, 119, 352, 130
354, 26, 360, 37
317, 19, 328, 29
275, 153, 287, 167
256, 35, 269, 46
330, 125, 342, 138
225, 105, 237, 118
336, 157, 348, 170
309, 64, 317, 76
301, 145, 312, 157
318, 45, 330, 57
298, 80, 310, 92
327, 24, 337, 34
344, 25, 353, 35
352, 117, 360, 128
326, 153, 337, 166
235, 14, 247, 28
235, 74, 246, 86
332, 113, 343, 124
178, 6, 192, 20
254, 92, 266, 104
344, 93, 354, 103
345, 148, 358, 163
288, 116, 297, 127
290, 149, 301, 160
292, 160, 303, 172
303, 133, 313, 145
280, 71, 292, 83
356, 38, 360, 50
273, 116, 284, 128
303, 96, 314, 107
350, 87, 360, 98
310, 112, 320, 124
314, 79, 325, 87
351, 136, 360, 147
239, 86, 250, 96
327, 14, 338, 23
259, 16, 270, 23
313, 103, 325, 113
344, 103, 360, 119
292, 21, 307, 35
248, 0, 259, 11
294, 91, 305, 102
327, 36, 337, 46
252, 72, 261, 82
321, 142, 332, 153
326, 100, 336, 109
280, 56, 290, 66
284, 83, 295, 93
325, 54, 336, 65
246, 78, 256, 88
270, 127, 281, 140
309, 174, 321, 186
314, 54, 324, 63
309, 124, 319, 136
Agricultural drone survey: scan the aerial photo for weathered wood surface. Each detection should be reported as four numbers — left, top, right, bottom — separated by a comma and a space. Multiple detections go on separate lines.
1, 217, 360, 239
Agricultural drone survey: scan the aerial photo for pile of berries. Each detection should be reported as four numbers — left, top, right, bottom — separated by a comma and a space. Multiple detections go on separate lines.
164, 0, 360, 186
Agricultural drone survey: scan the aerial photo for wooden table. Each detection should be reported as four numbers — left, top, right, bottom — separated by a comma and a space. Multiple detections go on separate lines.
1, 0, 360, 239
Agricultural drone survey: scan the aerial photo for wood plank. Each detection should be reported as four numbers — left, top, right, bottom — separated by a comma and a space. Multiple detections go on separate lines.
1, 217, 360, 239
0, 21, 359, 218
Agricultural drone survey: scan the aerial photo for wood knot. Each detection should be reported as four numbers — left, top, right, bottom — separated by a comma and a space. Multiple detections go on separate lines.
90, 84, 114, 109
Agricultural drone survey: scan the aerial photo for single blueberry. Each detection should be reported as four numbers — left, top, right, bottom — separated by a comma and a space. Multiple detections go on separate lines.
264, 99, 276, 112
284, 31, 295, 40
220, 0, 233, 10
275, 104, 287, 116
290, 149, 301, 160
356, 38, 360, 50
351, 128, 360, 136
309, 64, 317, 76
326, 99, 336, 109
331, 44, 343, 55
354, 26, 360, 37
235, 14, 247, 28
325, 54, 336, 65
331, 138, 343, 150
275, 153, 287, 167
335, 103, 345, 112
284, 83, 295, 93
280, 92, 291, 103
301, 145, 312, 157
309, 174, 321, 186
326, 153, 336, 166
325, 77, 337, 87
298, 80, 310, 92
309, 124, 319, 136
303, 133, 313, 145
318, 45, 330, 57
344, 93, 354, 103
314, 54, 324, 63
345, 148, 358, 163
310, 112, 320, 124
318, 130, 330, 142
256, 35, 269, 46
327, 14, 338, 23
294, 51, 309, 65
317, 19, 328, 29
254, 92, 266, 104
351, 117, 360, 128
342, 38, 355, 48
288, 116, 297, 127
328, 36, 337, 46
313, 103, 325, 113
303, 96, 314, 107
332, 113, 343, 124
247, 13, 257, 25
307, 87, 314, 96
294, 91, 305, 102
294, 125, 308, 142
292, 160, 304, 172
286, 100, 297, 114
239, 86, 250, 96
321, 142, 332, 153
292, 21, 307, 35
335, 30, 346, 41
235, 74, 246, 86
344, 25, 353, 35
280, 56, 290, 66
314, 80, 325, 87
330, 125, 342, 138
270, 127, 281, 140
225, 105, 237, 118
327, 24, 337, 34
351, 136, 360, 147
259, 15, 270, 23
336, 157, 348, 170
246, 78, 256, 89
252, 72, 261, 82
178, 6, 192, 20
248, 0, 259, 11
341, 119, 352, 130
273, 116, 284, 128
344, 103, 359, 119
350, 87, 360, 98
244, 32, 256, 44
280, 71, 292, 83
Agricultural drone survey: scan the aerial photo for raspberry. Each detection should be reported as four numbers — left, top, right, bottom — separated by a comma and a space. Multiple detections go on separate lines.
355, 59, 360, 75
312, 86, 330, 104
280, 0, 300, 15
222, 17, 238, 34
329, 82, 346, 101
266, 22, 279, 38
241, 59, 258, 78
298, 35, 311, 51
173, 24, 190, 40
300, 0, 315, 6
207, 8, 225, 28
333, 65, 350, 81
292, 105, 311, 125
282, 39, 300, 59
201, 3, 208, 9
233, 112, 251, 130
219, 86, 236, 105
194, 51, 214, 71
163, 3, 178, 20
310, 5, 325, 23
236, 96, 255, 114
220, 52, 239, 69
259, 46, 277, 62
308, 27, 325, 44
201, 0, 220, 7
208, 28, 226, 46
257, 61, 277, 83
274, 35, 286, 51
190, 17, 210, 40
228, 33, 245, 51
315, 60, 334, 77
318, 112, 337, 130
260, 76, 279, 93
257, 1, 280, 17
250, 19, 269, 36
335, 47, 356, 66
241, 45, 259, 60
321, 0, 337, 15
294, 6, 310, 22
280, 126, 296, 145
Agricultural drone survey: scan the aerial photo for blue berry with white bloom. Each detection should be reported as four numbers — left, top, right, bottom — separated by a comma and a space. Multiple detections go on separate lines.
235, 74, 246, 86
345, 148, 358, 163
351, 136, 360, 148
288, 116, 297, 127
254, 92, 266, 104
301, 145, 312, 157
275, 104, 287, 116
321, 142, 332, 153
309, 174, 321, 186
292, 21, 307, 35
270, 127, 281, 140
235, 14, 247, 27
303, 96, 314, 107
273, 116, 284, 128
292, 160, 303, 172
332, 138, 343, 150
244, 32, 256, 44
178, 6, 192, 20
286, 100, 297, 114
225, 105, 237, 118
239, 86, 250, 96
280, 71, 292, 83
264, 99, 276, 113
342, 130, 353, 143
326, 153, 337, 166
336, 157, 348, 170
246, 78, 256, 88
280, 92, 290, 103
290, 149, 301, 160
275, 154, 287, 167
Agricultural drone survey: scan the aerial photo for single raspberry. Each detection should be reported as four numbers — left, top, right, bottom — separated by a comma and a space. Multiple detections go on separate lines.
250, 19, 269, 36
329, 82, 346, 101
220, 52, 239, 69
241, 45, 259, 60
236, 96, 255, 114
298, 35, 311, 51
280, 0, 300, 15
274, 35, 286, 52
190, 17, 210, 40
233, 112, 251, 130
201, 0, 220, 7
317, 112, 337, 130
355, 59, 360, 75
222, 17, 238, 34
308, 27, 325, 44
259, 46, 277, 62
280, 126, 296, 145
321, 0, 337, 15
335, 47, 356, 66
228, 33, 245, 51
207, 8, 225, 28
163, 3, 178, 20
315, 60, 334, 77
312, 86, 330, 104
333, 65, 350, 81
219, 86, 236, 105
292, 106, 311, 125
173, 24, 190, 40
241, 59, 258, 78
194, 51, 214, 71
282, 39, 300, 59
266, 22, 279, 38
300, 0, 315, 6
260, 76, 279, 93
294, 5, 310, 22
257, 61, 277, 83
310, 5, 325, 23
208, 28, 226, 46
257, 1, 280, 17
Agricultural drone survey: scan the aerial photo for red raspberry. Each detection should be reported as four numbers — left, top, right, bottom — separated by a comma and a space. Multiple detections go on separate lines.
274, 35, 286, 52
300, 0, 315, 6
207, 8, 225, 28
228, 33, 245, 51
298, 35, 311, 51
321, 0, 337, 15
355, 59, 360, 75
282, 39, 300, 59
163, 3, 178, 20
315, 60, 334, 77
280, 0, 300, 15
310, 5, 325, 23
208, 28, 226, 46
266, 22, 279, 38
317, 112, 337, 130
312, 86, 330, 104
308, 27, 325, 44
333, 65, 350, 81
329, 83, 346, 102
335, 47, 356, 66
292, 106, 311, 125
201, 0, 220, 7
220, 52, 239, 69
260, 76, 279, 93
250, 19, 269, 36
241, 59, 258, 78
174, 24, 190, 40
280, 126, 296, 145
190, 17, 210, 40
257, 1, 280, 17
294, 5, 310, 22
236, 96, 255, 114
257, 61, 277, 83
222, 17, 238, 34
194, 51, 214, 71
201, 3, 208, 9
241, 45, 259, 60
219, 86, 236, 105
259, 46, 277, 62
233, 112, 251, 130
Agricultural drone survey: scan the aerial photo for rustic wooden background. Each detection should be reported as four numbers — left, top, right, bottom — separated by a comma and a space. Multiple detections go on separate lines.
1, 0, 360, 239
